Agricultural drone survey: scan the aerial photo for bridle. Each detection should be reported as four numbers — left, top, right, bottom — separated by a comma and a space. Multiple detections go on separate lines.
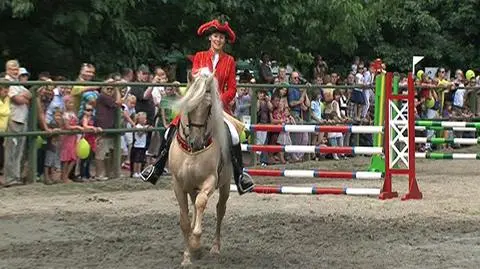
179, 89, 213, 151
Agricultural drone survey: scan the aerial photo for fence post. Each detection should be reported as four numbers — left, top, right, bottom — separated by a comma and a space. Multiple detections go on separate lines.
28, 87, 38, 183
112, 107, 122, 178
250, 88, 258, 165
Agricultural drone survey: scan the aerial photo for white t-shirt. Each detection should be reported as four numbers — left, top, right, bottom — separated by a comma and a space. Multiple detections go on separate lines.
354, 73, 364, 92
6, 75, 29, 124
453, 83, 466, 108
122, 104, 136, 128
133, 124, 147, 148
152, 86, 164, 106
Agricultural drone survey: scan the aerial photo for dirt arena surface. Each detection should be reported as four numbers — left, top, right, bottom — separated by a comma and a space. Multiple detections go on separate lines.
1, 154, 480, 269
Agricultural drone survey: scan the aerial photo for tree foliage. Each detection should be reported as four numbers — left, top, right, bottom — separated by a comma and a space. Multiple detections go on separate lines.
0, 0, 478, 79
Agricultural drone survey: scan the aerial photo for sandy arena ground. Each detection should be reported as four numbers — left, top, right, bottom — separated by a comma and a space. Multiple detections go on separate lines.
1, 154, 479, 269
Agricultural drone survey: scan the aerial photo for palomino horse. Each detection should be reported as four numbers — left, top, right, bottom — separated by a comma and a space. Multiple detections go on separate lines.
168, 73, 232, 266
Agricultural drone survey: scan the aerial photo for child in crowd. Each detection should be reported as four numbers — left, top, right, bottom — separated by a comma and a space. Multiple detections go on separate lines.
44, 108, 63, 184
80, 103, 102, 180
256, 89, 271, 165
310, 89, 325, 160
234, 86, 251, 121
132, 112, 149, 178
121, 95, 136, 169
270, 94, 291, 164
78, 90, 99, 121
278, 86, 289, 111
339, 88, 352, 147
276, 108, 295, 154
60, 95, 84, 183
441, 102, 454, 151
324, 89, 345, 160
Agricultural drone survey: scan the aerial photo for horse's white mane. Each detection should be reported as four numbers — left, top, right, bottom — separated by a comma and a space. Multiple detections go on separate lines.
175, 73, 229, 160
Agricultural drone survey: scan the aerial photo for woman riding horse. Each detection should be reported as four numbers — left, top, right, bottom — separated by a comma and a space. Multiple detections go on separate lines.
141, 19, 255, 195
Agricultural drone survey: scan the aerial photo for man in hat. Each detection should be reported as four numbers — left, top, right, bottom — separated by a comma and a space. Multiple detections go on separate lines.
140, 19, 255, 195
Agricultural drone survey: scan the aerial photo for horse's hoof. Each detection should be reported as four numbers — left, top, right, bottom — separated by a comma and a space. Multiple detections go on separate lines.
181, 259, 192, 267
210, 244, 220, 256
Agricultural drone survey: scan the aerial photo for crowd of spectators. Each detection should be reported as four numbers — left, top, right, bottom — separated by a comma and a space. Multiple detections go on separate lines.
0, 60, 183, 187
0, 56, 478, 187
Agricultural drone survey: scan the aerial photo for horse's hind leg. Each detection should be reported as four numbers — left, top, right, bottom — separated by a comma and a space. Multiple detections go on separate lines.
190, 175, 216, 251
173, 181, 192, 266
210, 182, 230, 256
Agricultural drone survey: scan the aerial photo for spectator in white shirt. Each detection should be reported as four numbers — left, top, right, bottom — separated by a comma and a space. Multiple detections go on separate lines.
4, 60, 31, 186
361, 65, 374, 118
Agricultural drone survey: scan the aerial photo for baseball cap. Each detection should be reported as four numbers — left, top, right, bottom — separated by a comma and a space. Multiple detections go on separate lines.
19, 67, 29, 76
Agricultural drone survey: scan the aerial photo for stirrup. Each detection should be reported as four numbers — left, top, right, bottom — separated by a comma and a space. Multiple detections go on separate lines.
237, 172, 255, 195
140, 165, 155, 182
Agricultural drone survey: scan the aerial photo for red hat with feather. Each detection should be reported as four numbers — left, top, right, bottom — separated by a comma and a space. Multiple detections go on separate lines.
197, 19, 236, 43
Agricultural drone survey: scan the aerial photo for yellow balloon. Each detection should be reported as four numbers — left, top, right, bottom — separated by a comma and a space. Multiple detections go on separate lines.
417, 70, 424, 80
240, 130, 247, 142
425, 98, 435, 109
466, 70, 475, 81
36, 136, 44, 149
76, 138, 91, 159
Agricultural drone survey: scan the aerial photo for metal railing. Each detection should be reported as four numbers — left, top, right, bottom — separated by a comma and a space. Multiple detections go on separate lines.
1, 79, 479, 182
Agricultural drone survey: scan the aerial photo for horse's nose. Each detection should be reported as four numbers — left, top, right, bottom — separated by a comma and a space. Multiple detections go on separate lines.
191, 137, 204, 151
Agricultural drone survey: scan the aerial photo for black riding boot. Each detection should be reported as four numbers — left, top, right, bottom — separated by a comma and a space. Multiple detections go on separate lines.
231, 143, 255, 195
141, 125, 177, 185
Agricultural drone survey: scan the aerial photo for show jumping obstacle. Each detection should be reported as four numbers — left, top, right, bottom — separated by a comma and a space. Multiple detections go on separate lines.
415, 126, 476, 132
243, 168, 383, 180
229, 184, 381, 196
246, 123, 476, 136
240, 144, 383, 155
416, 120, 480, 128
415, 152, 480, 159
413, 120, 480, 159
245, 124, 383, 134
232, 72, 422, 200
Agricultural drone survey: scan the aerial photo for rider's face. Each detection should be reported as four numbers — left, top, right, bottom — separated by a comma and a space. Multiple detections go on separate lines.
209, 32, 226, 51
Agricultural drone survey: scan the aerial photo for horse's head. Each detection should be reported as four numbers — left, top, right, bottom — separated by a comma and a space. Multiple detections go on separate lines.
177, 71, 222, 151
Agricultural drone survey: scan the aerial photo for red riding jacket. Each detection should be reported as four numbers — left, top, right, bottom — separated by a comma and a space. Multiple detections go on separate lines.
170, 48, 237, 126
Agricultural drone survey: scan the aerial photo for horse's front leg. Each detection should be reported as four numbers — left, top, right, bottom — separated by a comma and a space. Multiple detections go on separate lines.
189, 191, 198, 229
210, 181, 230, 256
190, 175, 216, 251
173, 180, 192, 267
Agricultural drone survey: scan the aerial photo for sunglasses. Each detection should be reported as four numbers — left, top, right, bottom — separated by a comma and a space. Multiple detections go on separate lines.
85, 108, 93, 112
292, 77, 299, 80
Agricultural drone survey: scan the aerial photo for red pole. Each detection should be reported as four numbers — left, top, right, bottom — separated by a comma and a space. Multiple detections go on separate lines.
402, 72, 423, 200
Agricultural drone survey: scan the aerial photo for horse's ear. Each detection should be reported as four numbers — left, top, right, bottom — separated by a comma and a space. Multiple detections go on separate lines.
187, 71, 194, 85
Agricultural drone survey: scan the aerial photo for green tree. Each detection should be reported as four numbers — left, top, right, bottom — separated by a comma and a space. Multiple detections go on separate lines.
0, 0, 478, 79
